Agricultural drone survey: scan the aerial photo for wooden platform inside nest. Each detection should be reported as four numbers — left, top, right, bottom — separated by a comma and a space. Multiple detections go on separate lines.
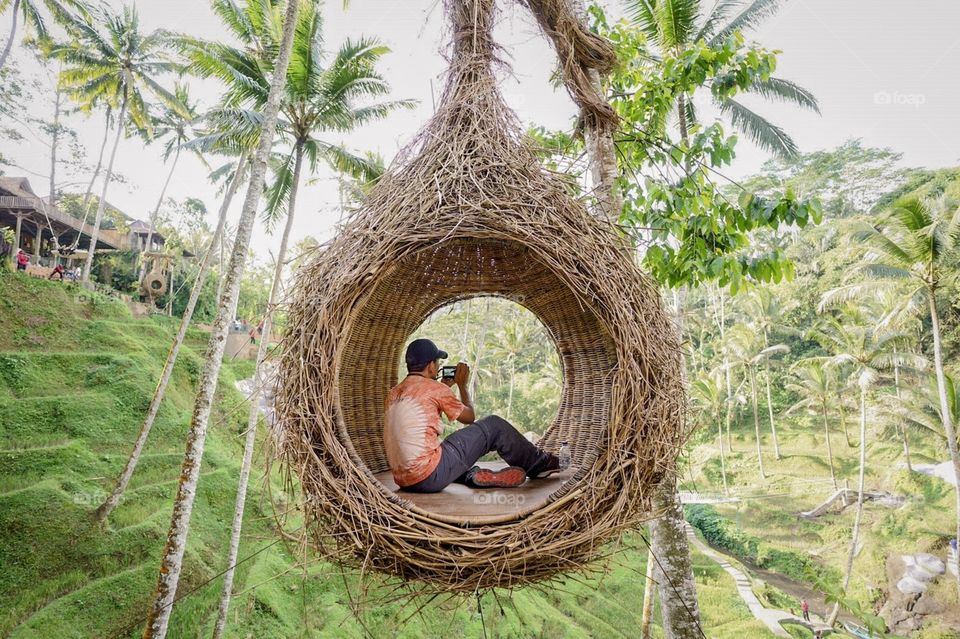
374, 461, 576, 524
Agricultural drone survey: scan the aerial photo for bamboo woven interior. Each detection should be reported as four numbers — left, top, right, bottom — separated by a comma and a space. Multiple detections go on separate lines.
339, 236, 615, 486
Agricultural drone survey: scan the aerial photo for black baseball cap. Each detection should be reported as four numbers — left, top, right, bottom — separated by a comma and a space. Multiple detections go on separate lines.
405, 338, 448, 370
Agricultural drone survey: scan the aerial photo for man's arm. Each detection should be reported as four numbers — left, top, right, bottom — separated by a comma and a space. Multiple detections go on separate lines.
454, 362, 475, 424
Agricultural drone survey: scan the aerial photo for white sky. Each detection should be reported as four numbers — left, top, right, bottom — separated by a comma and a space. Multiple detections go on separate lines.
5, 0, 960, 264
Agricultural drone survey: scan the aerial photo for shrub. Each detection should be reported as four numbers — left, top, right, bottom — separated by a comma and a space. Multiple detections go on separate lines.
685, 504, 840, 584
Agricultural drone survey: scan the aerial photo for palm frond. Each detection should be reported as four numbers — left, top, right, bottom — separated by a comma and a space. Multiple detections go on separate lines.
655, 0, 700, 48
709, 0, 783, 46
624, 0, 662, 41
818, 281, 895, 312
718, 97, 798, 158
748, 76, 820, 113
263, 148, 296, 225
308, 139, 383, 184
695, 0, 744, 41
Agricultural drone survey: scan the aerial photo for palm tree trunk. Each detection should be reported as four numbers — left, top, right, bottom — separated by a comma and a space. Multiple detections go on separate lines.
572, 8, 699, 631
838, 394, 853, 447
216, 229, 225, 302
677, 94, 692, 176
139, 147, 181, 280
81, 112, 111, 213
506, 356, 515, 421
32, 220, 41, 262
47, 84, 61, 247
718, 290, 734, 454
640, 546, 656, 639
470, 307, 489, 398
212, 144, 303, 639
583, 67, 622, 221
821, 401, 837, 490
82, 93, 128, 284
11, 213, 22, 268
142, 0, 300, 632
893, 359, 912, 472
750, 367, 765, 479
929, 291, 960, 595
94, 154, 247, 525
828, 385, 868, 626
650, 477, 702, 638
718, 414, 729, 494
763, 362, 781, 460
70, 111, 111, 250
724, 369, 734, 453
0, 0, 20, 71
166, 263, 174, 316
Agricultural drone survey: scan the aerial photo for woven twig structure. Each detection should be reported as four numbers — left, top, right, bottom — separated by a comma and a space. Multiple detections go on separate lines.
272, 0, 685, 592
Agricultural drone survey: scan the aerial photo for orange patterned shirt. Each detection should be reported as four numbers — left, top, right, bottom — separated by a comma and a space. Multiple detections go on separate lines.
383, 375, 465, 487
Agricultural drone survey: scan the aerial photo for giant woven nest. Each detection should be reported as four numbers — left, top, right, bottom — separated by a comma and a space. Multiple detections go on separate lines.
273, 0, 685, 593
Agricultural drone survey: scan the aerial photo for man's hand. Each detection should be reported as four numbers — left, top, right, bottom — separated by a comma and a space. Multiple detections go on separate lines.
452, 362, 475, 424
441, 373, 455, 388
453, 362, 470, 387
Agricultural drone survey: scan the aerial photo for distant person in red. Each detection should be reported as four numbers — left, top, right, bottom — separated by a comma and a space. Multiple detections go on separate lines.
800, 598, 810, 621
248, 320, 264, 345
48, 264, 65, 280
15, 249, 29, 271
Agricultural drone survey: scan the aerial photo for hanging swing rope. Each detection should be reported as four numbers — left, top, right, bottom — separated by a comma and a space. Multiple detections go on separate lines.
36, 191, 97, 257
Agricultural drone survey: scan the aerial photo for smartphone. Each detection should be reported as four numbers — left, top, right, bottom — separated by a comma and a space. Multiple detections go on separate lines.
440, 365, 457, 380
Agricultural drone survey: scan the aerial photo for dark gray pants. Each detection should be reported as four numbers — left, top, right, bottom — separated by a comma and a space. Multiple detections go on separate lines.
403, 415, 543, 493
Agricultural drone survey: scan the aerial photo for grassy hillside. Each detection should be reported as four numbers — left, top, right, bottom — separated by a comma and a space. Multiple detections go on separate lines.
685, 404, 960, 638
0, 273, 781, 638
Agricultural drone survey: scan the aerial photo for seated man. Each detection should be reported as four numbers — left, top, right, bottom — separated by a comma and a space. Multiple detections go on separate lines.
384, 338, 560, 493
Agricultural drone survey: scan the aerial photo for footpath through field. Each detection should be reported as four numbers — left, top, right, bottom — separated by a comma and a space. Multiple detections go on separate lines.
684, 523, 834, 638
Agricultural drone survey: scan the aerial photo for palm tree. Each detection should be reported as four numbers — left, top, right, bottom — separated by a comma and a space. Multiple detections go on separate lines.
708, 284, 737, 454
181, 3, 409, 635
821, 195, 960, 592
94, 155, 248, 525
142, 0, 301, 635
785, 359, 840, 489
624, 0, 819, 158
691, 369, 729, 493
726, 322, 787, 479
52, 4, 177, 283
893, 373, 960, 450
741, 287, 794, 460
138, 82, 204, 281
489, 314, 531, 421
809, 310, 924, 625
0, 0, 89, 69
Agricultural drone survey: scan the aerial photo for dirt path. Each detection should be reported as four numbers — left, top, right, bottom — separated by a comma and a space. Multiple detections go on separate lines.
755, 568, 859, 627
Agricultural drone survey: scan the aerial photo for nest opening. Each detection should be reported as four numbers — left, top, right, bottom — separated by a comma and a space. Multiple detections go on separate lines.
337, 236, 615, 523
